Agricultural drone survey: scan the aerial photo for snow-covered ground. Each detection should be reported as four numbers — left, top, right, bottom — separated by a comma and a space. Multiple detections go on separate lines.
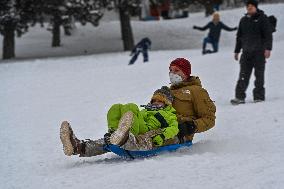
0, 3, 283, 60
1, 4, 284, 189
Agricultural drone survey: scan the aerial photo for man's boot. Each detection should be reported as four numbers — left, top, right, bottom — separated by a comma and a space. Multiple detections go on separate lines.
230, 98, 245, 105
60, 121, 85, 156
110, 111, 134, 146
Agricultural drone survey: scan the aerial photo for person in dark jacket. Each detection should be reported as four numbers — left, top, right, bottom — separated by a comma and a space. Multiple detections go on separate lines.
231, 0, 273, 105
129, 37, 152, 65
193, 12, 237, 55
193, 12, 237, 54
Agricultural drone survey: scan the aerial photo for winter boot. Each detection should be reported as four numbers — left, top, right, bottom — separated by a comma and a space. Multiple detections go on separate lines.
110, 111, 134, 146
230, 98, 245, 105
254, 99, 264, 103
60, 121, 85, 156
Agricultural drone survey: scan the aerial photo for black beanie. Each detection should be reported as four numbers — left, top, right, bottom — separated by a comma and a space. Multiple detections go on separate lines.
246, 0, 258, 8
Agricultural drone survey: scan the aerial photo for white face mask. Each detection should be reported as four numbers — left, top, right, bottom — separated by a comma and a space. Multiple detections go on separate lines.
169, 72, 183, 85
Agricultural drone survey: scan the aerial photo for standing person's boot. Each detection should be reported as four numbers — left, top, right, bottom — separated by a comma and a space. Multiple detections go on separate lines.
254, 99, 264, 103
110, 111, 134, 146
230, 98, 245, 105
60, 121, 85, 156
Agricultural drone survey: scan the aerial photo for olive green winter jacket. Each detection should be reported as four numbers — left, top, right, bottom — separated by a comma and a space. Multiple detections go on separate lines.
107, 103, 179, 140
170, 76, 216, 141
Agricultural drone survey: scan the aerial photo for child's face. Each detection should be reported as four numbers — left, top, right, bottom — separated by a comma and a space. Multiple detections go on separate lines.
151, 99, 166, 107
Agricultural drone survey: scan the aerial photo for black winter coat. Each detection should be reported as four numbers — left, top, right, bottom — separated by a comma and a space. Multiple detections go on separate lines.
234, 9, 273, 53
194, 21, 237, 42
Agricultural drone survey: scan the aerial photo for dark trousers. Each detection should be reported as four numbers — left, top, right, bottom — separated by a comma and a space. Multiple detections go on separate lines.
129, 50, 148, 65
235, 51, 266, 100
203, 37, 219, 54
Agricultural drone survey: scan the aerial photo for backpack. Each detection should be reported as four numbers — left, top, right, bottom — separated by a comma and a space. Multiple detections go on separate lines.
268, 15, 277, 33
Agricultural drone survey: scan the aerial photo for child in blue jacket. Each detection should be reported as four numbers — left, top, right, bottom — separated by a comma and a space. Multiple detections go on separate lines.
129, 37, 151, 65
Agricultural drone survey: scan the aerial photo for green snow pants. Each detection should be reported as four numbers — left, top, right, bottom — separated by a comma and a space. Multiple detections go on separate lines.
107, 103, 149, 136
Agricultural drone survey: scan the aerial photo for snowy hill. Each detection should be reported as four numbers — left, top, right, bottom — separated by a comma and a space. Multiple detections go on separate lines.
1, 4, 284, 189
0, 3, 284, 60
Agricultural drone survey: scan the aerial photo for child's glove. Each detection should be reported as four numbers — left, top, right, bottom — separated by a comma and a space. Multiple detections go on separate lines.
104, 130, 114, 145
152, 134, 165, 147
104, 132, 111, 144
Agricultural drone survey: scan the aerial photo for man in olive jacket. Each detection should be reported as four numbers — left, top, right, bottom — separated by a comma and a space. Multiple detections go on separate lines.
231, 0, 273, 105
169, 58, 216, 142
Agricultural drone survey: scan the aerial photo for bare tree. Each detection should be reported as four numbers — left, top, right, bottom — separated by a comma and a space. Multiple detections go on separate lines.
0, 0, 38, 59
117, 0, 135, 50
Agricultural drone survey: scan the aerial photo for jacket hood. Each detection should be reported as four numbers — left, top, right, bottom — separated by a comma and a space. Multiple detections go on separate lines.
170, 76, 202, 89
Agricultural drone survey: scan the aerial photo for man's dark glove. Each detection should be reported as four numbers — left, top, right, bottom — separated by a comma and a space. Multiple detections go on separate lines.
178, 121, 197, 139
104, 132, 112, 145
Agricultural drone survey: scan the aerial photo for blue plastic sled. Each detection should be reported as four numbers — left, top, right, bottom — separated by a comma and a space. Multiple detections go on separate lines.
104, 141, 192, 159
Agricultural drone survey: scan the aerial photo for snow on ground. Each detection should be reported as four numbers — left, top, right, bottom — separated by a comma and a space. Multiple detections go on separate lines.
0, 3, 283, 60
1, 4, 284, 189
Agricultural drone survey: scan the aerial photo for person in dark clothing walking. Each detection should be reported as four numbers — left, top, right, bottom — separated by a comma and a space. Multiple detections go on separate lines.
193, 12, 237, 55
231, 0, 273, 105
129, 37, 152, 65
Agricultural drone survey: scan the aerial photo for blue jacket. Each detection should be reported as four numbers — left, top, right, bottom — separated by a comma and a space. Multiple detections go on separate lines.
131, 38, 151, 54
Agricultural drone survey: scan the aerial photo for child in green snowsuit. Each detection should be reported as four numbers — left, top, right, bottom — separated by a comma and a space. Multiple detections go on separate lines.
107, 86, 179, 148
60, 86, 179, 157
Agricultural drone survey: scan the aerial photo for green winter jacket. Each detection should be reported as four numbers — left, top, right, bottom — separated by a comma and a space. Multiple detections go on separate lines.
107, 103, 179, 141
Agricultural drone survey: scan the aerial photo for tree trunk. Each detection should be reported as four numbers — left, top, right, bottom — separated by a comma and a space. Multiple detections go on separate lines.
119, 6, 134, 51
52, 15, 61, 47
2, 21, 16, 59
